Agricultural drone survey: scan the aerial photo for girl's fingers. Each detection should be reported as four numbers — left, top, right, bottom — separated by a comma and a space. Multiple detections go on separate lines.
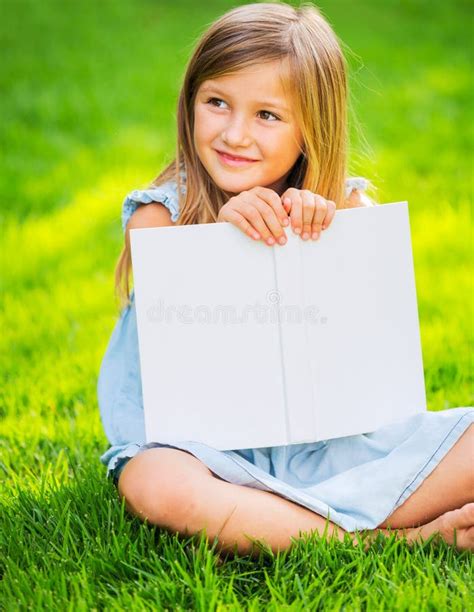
221, 207, 262, 241
301, 190, 316, 239
221, 187, 290, 246
278, 191, 337, 241
310, 195, 329, 239
226, 192, 274, 243
254, 187, 289, 228
321, 199, 336, 231
288, 191, 303, 235
243, 197, 287, 246
240, 204, 272, 242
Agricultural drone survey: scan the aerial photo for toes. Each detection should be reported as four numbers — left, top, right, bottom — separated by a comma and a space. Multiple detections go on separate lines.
443, 503, 474, 531
455, 524, 474, 552
437, 503, 474, 551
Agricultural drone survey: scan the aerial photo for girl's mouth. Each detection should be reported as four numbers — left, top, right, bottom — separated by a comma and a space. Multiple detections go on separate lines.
215, 150, 258, 167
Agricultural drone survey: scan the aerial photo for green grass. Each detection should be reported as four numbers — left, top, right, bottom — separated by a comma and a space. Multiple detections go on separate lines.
1, 0, 473, 608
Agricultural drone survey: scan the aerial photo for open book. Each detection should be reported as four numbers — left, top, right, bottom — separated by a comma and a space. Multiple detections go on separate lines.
130, 201, 427, 450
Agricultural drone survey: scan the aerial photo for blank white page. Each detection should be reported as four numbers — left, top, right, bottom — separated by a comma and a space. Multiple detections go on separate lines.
131, 222, 288, 450
300, 201, 427, 440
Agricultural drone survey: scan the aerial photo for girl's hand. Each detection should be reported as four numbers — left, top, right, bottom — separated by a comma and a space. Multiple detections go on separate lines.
217, 186, 290, 246
280, 188, 336, 241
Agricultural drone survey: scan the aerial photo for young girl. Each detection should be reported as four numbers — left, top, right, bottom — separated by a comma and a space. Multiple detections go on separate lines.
97, 2, 474, 556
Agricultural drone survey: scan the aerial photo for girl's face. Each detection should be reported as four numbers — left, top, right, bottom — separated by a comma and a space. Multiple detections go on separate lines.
193, 60, 304, 197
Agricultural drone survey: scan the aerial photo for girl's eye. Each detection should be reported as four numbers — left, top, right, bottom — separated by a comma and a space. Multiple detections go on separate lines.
206, 98, 280, 121
260, 111, 280, 121
207, 98, 225, 108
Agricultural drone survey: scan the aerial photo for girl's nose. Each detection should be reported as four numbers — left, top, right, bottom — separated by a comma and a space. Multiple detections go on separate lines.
222, 115, 252, 147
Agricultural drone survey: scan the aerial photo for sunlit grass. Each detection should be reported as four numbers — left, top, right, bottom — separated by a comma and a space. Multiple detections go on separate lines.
1, 0, 473, 608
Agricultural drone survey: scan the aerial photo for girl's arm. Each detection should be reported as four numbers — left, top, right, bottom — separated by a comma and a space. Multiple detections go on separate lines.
125, 202, 176, 251
344, 187, 376, 208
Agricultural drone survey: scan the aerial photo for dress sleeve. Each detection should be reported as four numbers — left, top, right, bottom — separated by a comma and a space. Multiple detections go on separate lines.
121, 181, 181, 234
344, 177, 378, 206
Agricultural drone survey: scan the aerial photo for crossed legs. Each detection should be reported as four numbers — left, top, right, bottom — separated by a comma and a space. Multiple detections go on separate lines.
117, 424, 474, 556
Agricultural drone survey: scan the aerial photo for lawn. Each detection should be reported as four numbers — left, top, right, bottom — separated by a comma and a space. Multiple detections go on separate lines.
1, 0, 473, 608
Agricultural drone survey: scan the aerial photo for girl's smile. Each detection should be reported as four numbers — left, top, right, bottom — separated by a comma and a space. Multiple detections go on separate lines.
193, 60, 304, 196
215, 149, 259, 166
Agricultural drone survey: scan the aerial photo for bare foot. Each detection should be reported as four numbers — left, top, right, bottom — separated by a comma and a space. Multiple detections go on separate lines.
350, 503, 474, 552
404, 502, 474, 551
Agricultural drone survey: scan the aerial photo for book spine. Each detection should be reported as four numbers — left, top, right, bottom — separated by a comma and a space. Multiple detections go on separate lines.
273, 235, 319, 444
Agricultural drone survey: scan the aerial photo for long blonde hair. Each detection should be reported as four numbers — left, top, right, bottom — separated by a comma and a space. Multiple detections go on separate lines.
115, 1, 353, 311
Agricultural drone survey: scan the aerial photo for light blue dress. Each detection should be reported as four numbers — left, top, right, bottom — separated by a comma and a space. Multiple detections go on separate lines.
97, 175, 473, 532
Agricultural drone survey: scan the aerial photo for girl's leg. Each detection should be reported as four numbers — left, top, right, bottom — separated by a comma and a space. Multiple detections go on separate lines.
117, 436, 474, 556
118, 447, 345, 556
377, 423, 474, 528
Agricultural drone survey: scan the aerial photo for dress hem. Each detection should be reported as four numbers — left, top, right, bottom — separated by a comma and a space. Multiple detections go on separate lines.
390, 410, 472, 512
102, 409, 474, 532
